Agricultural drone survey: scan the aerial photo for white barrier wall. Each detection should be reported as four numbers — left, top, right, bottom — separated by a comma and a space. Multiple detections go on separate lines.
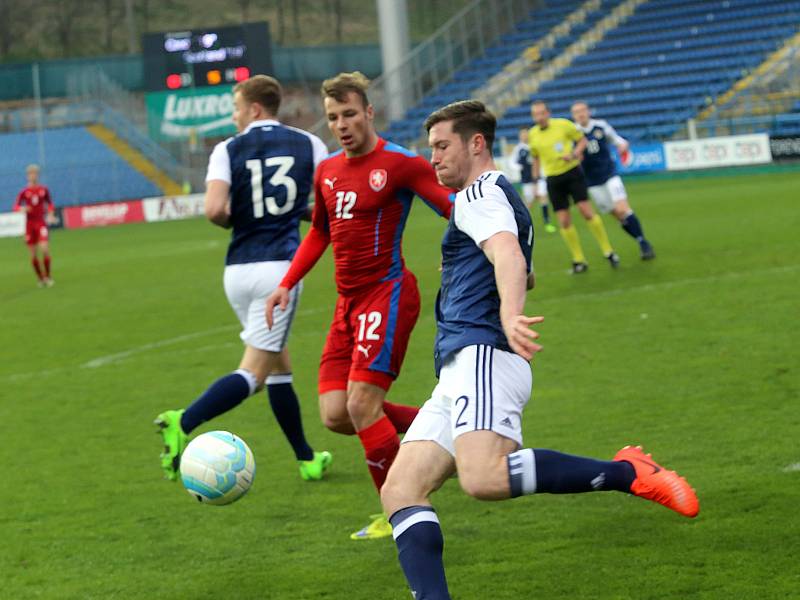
142, 193, 205, 222
0, 211, 25, 238
664, 133, 772, 171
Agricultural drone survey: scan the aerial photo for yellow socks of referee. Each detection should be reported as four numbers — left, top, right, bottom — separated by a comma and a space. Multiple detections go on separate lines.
586, 214, 614, 256
559, 225, 586, 264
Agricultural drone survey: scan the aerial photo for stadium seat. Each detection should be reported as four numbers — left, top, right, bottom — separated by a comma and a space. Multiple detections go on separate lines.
0, 126, 160, 211
383, 0, 800, 146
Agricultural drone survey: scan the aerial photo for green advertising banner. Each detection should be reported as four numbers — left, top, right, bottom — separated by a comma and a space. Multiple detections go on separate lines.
145, 85, 236, 141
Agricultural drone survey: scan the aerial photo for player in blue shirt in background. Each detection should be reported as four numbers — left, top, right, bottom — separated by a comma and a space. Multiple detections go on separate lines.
155, 75, 332, 483
571, 101, 655, 260
511, 127, 556, 233
379, 100, 697, 599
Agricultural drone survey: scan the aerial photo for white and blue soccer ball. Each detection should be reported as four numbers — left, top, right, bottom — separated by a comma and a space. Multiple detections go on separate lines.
180, 431, 255, 505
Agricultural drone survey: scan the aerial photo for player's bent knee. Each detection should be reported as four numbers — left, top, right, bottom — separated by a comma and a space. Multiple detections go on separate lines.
319, 403, 354, 434
346, 388, 384, 423
456, 459, 509, 501
322, 414, 354, 434
458, 473, 499, 500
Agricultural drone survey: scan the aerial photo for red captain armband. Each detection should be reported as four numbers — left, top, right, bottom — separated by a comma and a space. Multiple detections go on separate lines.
279, 226, 329, 290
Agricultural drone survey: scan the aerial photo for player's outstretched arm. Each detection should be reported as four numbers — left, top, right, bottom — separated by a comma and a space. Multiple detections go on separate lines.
482, 232, 543, 361
572, 135, 588, 161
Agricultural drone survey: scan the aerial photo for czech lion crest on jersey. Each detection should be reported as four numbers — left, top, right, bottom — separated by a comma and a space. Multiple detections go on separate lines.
369, 169, 388, 192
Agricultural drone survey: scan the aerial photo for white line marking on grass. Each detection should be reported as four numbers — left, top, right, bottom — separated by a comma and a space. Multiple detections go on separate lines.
82, 325, 235, 368
537, 264, 799, 304
4, 264, 795, 381
782, 463, 800, 473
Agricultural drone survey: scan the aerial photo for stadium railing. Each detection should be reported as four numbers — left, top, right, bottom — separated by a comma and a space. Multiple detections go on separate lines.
309, 0, 542, 147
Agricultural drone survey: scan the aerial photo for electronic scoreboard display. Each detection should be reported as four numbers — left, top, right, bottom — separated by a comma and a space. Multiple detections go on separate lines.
142, 22, 272, 92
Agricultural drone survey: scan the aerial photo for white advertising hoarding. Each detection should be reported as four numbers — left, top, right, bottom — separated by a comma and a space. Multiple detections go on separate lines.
665, 133, 772, 171
0, 211, 25, 238
143, 194, 205, 222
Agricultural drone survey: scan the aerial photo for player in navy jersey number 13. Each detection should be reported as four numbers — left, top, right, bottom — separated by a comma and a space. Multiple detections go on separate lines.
155, 75, 331, 483
571, 101, 655, 260
379, 100, 698, 600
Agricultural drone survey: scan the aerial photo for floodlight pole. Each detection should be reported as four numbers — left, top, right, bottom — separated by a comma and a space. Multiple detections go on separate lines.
32, 63, 46, 170
376, 0, 411, 122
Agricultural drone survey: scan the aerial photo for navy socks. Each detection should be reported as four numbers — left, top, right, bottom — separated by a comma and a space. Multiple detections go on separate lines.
181, 369, 256, 434
508, 448, 635, 497
621, 212, 648, 247
266, 374, 314, 461
390, 506, 450, 600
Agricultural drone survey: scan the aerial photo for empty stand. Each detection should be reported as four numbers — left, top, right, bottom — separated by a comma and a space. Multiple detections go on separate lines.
0, 126, 160, 211
383, 0, 800, 146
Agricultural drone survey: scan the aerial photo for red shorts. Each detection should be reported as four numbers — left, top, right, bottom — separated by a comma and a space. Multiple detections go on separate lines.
318, 269, 421, 393
25, 221, 49, 245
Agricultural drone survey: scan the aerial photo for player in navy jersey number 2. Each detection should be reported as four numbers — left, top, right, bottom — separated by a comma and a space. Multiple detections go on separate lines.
155, 75, 331, 483
266, 72, 454, 540
380, 101, 698, 600
571, 101, 655, 260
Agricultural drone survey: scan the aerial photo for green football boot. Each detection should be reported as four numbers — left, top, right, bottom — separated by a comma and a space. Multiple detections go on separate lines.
154, 409, 189, 481
299, 451, 333, 481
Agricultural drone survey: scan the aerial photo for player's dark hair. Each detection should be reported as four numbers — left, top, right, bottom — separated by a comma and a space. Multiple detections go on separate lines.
234, 75, 282, 116
531, 99, 548, 110
321, 71, 370, 108
424, 100, 496, 148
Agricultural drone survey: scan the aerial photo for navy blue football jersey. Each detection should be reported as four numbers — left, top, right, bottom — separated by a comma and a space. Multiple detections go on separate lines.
512, 142, 533, 184
206, 119, 327, 265
434, 171, 533, 376
577, 119, 625, 187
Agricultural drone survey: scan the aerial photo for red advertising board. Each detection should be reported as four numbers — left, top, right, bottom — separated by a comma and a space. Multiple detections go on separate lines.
63, 200, 145, 229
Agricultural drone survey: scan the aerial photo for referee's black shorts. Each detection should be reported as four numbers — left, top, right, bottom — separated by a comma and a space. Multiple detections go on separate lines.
546, 166, 589, 211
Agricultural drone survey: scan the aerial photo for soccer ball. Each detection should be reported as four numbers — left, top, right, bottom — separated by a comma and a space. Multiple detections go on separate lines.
180, 431, 255, 505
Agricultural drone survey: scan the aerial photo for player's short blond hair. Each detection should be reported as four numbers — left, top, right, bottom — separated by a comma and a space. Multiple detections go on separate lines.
233, 75, 282, 116
26, 164, 40, 173
321, 71, 370, 107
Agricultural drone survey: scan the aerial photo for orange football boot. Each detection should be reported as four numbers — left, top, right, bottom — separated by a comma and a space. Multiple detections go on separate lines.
614, 445, 699, 518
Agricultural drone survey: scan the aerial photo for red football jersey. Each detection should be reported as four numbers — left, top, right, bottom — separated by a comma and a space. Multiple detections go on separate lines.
308, 138, 452, 295
14, 185, 54, 223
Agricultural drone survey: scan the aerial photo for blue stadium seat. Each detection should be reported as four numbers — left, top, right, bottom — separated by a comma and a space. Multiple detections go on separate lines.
383, 0, 800, 146
0, 126, 161, 211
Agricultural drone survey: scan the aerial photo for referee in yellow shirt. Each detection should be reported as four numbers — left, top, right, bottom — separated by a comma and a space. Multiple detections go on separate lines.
529, 100, 618, 273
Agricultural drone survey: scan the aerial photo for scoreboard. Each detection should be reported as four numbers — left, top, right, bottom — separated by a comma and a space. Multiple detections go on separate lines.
142, 22, 273, 92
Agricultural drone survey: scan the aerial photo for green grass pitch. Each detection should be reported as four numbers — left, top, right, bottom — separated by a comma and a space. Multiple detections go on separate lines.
2, 170, 798, 599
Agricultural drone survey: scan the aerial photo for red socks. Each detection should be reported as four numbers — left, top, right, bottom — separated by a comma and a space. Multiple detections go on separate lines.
383, 401, 419, 434
43, 255, 51, 277
31, 257, 44, 280
357, 415, 400, 492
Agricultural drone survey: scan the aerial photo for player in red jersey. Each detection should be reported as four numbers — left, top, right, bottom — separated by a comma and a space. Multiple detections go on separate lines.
13, 164, 56, 287
266, 72, 453, 540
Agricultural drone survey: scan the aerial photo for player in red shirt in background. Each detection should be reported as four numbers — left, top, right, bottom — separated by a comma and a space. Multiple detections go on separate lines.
266, 72, 453, 540
14, 164, 56, 287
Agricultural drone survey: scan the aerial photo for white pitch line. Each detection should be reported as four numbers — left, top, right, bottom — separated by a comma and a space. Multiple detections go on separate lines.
534, 263, 800, 304
3, 264, 796, 382
82, 324, 236, 368
82, 306, 330, 369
